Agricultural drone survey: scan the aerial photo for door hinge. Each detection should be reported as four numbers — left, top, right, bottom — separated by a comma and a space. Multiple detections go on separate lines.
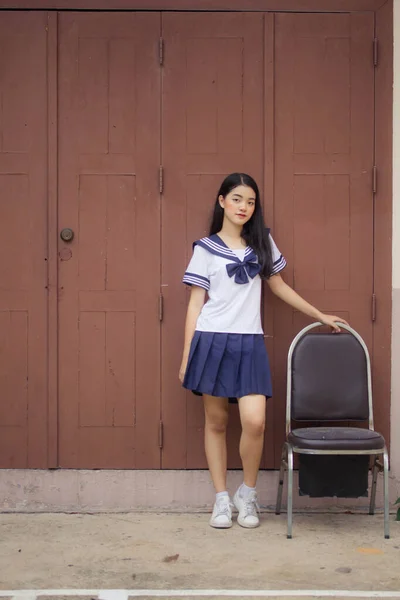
159, 420, 164, 449
159, 38, 164, 66
159, 293, 164, 322
372, 293, 377, 322
159, 166, 164, 194
372, 165, 377, 194
373, 38, 378, 67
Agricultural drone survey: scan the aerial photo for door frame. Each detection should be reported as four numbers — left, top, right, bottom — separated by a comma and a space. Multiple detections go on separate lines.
0, 0, 389, 10
8, 0, 390, 467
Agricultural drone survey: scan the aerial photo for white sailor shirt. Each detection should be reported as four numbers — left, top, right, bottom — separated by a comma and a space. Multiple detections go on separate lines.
183, 233, 286, 334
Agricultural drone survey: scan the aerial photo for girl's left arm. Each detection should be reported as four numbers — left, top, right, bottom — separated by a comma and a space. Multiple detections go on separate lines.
267, 274, 348, 333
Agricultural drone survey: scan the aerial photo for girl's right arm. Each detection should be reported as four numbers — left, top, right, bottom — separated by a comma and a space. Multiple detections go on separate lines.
179, 286, 206, 383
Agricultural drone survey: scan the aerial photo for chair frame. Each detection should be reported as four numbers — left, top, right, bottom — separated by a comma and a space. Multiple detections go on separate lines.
275, 322, 390, 539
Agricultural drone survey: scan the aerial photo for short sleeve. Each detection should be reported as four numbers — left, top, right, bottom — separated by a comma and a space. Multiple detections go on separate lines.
269, 234, 287, 275
182, 244, 210, 291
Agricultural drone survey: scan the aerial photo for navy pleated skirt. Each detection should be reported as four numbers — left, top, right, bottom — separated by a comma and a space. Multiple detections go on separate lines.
183, 331, 272, 403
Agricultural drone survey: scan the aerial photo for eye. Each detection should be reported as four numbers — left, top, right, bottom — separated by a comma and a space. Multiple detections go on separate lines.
248, 201, 255, 207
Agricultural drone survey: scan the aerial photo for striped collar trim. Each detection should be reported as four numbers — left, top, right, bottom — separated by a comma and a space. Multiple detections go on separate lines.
194, 235, 257, 263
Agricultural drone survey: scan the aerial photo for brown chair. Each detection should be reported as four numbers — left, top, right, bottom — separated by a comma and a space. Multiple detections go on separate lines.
275, 322, 389, 539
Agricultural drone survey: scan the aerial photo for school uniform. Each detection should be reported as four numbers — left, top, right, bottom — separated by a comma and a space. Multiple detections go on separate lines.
182, 232, 286, 401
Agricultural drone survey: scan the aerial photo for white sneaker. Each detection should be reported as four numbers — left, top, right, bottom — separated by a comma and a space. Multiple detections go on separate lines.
233, 488, 260, 528
209, 496, 233, 529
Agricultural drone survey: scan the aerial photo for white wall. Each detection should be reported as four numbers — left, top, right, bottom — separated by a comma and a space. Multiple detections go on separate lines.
394, 0, 400, 290
392, 0, 400, 489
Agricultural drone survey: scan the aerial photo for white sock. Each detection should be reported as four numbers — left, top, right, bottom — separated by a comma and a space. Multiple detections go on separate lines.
239, 483, 256, 498
216, 491, 229, 502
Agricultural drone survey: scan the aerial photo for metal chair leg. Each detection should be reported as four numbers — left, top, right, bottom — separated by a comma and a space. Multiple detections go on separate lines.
383, 448, 390, 539
287, 446, 294, 539
369, 457, 379, 515
276, 444, 287, 515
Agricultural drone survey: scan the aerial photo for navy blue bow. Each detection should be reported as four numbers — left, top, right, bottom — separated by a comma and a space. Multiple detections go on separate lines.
226, 254, 261, 285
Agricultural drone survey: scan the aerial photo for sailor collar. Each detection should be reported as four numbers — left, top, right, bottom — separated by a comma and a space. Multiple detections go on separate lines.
194, 234, 261, 285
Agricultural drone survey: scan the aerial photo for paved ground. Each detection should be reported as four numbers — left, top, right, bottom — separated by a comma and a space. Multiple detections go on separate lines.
0, 512, 399, 598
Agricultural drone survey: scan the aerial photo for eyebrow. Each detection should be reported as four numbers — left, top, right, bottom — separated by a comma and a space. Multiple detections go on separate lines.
232, 194, 256, 200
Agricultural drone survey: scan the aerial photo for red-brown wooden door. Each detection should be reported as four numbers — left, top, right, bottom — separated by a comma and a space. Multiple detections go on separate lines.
58, 13, 162, 468
270, 13, 376, 465
160, 12, 269, 468
0, 10, 378, 471
160, 12, 376, 469
0, 13, 49, 467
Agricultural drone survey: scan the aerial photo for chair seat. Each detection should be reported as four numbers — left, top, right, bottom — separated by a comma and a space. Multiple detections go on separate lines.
288, 427, 385, 451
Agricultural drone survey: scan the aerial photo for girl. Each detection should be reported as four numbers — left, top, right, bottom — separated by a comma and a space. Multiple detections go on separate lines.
179, 173, 347, 529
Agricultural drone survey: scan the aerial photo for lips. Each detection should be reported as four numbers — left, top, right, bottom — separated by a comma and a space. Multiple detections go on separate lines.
237, 214, 247, 218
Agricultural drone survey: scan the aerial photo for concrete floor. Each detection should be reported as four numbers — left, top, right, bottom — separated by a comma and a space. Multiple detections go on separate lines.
0, 512, 399, 598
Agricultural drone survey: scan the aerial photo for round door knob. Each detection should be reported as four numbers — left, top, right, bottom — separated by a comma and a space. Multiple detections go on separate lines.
60, 228, 74, 242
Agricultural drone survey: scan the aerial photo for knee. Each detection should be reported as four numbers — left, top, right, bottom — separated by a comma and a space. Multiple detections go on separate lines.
205, 412, 228, 434
242, 415, 265, 437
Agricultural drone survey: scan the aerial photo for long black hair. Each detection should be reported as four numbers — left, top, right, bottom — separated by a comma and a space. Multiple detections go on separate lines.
209, 173, 273, 279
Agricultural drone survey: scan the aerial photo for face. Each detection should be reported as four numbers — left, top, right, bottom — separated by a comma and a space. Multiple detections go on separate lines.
219, 185, 256, 227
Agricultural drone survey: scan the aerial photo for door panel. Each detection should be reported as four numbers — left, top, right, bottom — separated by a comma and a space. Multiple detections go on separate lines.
271, 13, 375, 465
161, 12, 266, 468
0, 13, 48, 467
58, 13, 161, 468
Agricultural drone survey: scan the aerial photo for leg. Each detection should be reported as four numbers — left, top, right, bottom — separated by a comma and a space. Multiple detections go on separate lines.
232, 394, 266, 528
287, 445, 294, 539
383, 447, 390, 539
276, 444, 287, 515
203, 394, 229, 493
237, 394, 266, 487
369, 456, 379, 515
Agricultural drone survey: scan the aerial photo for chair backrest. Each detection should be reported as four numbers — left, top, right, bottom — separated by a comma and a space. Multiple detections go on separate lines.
287, 323, 373, 432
